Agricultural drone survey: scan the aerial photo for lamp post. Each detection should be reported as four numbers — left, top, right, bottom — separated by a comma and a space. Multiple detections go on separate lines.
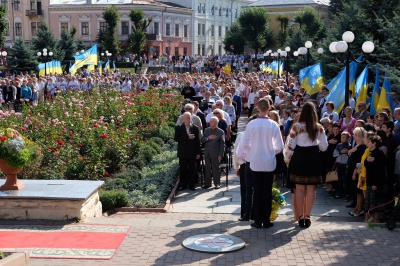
100, 51, 112, 64
0, 51, 7, 66
297, 41, 323, 66
329, 31, 374, 108
37, 48, 53, 76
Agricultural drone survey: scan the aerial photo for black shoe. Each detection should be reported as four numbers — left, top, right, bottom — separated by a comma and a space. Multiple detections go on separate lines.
298, 216, 305, 228
202, 185, 211, 189
304, 216, 311, 228
214, 185, 221, 189
238, 216, 250, 222
250, 222, 262, 228
263, 222, 274, 228
346, 203, 356, 208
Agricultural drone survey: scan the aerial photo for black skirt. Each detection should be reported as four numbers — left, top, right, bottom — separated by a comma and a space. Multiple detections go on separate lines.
289, 145, 322, 185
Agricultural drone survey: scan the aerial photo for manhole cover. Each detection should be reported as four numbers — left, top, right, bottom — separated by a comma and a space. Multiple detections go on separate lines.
182, 234, 245, 253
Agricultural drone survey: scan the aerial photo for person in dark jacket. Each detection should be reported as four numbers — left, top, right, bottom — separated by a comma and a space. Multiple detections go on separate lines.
181, 81, 195, 99
174, 112, 200, 191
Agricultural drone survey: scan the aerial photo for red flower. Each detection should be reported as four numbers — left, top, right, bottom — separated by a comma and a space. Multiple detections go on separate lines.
93, 123, 99, 128
21, 126, 27, 132
69, 131, 73, 136
78, 143, 83, 147
57, 139, 63, 145
0, 136, 7, 142
104, 172, 110, 177
146, 101, 151, 106
167, 99, 172, 103
138, 124, 142, 129
33, 126, 38, 131
100, 134, 109, 139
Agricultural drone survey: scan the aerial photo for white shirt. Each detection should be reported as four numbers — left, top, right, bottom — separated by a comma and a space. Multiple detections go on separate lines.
233, 132, 245, 170
241, 117, 284, 172
205, 111, 232, 126
349, 97, 356, 110
322, 111, 339, 122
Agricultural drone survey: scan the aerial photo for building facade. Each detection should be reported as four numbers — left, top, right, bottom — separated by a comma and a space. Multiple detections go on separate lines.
2, 0, 50, 47
163, 0, 252, 56
48, 0, 193, 57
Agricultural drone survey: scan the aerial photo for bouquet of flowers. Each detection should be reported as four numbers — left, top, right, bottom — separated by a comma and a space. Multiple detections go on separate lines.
0, 128, 41, 168
270, 183, 286, 221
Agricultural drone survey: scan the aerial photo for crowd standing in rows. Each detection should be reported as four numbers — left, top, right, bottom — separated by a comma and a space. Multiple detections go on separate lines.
1, 57, 400, 227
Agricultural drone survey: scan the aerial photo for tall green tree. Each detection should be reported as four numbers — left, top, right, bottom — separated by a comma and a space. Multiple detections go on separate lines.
223, 22, 245, 54
294, 6, 325, 41
276, 15, 290, 46
128, 8, 151, 55
8, 39, 38, 72
0, 5, 7, 49
57, 29, 77, 61
238, 7, 269, 53
100, 5, 121, 57
31, 21, 64, 61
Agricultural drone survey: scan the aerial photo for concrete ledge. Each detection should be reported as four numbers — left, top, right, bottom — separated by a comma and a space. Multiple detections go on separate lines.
0, 252, 29, 266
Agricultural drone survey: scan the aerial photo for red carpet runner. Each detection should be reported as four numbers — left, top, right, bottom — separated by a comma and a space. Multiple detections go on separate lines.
0, 224, 130, 259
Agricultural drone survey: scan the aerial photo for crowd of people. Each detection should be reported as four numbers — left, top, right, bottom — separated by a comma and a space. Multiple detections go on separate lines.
1, 60, 400, 228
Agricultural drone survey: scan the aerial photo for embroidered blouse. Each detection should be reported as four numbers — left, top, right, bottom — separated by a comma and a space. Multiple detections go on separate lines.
283, 122, 328, 164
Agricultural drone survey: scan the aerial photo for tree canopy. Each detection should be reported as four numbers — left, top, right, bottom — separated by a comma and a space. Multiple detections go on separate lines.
223, 22, 245, 54
237, 7, 269, 53
32, 21, 65, 62
8, 39, 39, 72
100, 5, 121, 57
0, 5, 7, 49
128, 8, 151, 55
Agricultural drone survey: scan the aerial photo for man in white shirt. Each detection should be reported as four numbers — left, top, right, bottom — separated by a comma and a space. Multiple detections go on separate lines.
241, 98, 284, 229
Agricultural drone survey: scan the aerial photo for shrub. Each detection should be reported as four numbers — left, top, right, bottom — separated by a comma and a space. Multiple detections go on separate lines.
146, 140, 161, 153
149, 137, 164, 146
103, 178, 130, 190
104, 147, 127, 173
99, 189, 129, 212
139, 144, 156, 164
114, 165, 141, 181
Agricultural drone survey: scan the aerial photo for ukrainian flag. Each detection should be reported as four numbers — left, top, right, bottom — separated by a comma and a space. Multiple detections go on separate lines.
349, 55, 363, 95
97, 61, 103, 74
270, 61, 278, 75
299, 62, 324, 95
112, 61, 116, 71
104, 60, 110, 72
325, 55, 362, 113
69, 63, 78, 75
327, 69, 344, 91
87, 64, 95, 73
38, 63, 46, 77
48, 61, 62, 74
355, 65, 369, 111
370, 64, 380, 114
73, 44, 98, 69
376, 65, 394, 115
223, 63, 231, 74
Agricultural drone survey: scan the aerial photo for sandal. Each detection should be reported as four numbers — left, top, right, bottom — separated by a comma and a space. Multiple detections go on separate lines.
304, 215, 311, 228
298, 216, 305, 228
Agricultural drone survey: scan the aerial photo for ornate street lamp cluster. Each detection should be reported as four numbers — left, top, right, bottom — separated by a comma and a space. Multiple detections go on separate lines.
37, 48, 53, 76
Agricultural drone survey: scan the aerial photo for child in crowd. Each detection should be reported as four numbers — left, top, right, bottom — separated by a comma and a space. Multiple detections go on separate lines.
333, 132, 352, 199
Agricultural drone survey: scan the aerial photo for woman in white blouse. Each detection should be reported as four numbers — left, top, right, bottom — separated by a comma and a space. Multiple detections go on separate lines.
283, 102, 328, 228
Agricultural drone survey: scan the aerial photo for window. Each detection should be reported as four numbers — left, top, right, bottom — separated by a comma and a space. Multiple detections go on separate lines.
174, 47, 179, 56
31, 22, 37, 36
218, 45, 222, 56
235, 9, 238, 18
153, 22, 159, 34
99, 21, 106, 32
226, 8, 229, 17
166, 23, 170, 36
121, 21, 129, 35
219, 7, 222, 16
202, 3, 205, 14
211, 25, 214, 37
211, 6, 214, 15
60, 22, 68, 32
197, 44, 201, 55
198, 23, 201, 35
226, 26, 228, 34
15, 22, 22, 36
183, 47, 187, 56
30, 0, 35, 10
175, 24, 179, 37
202, 24, 205, 36
202, 44, 205, 56
81, 22, 89, 35
218, 26, 221, 37
183, 25, 188, 38
13, 0, 20, 10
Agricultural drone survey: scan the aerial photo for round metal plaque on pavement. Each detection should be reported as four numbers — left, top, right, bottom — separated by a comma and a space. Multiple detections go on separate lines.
182, 234, 245, 253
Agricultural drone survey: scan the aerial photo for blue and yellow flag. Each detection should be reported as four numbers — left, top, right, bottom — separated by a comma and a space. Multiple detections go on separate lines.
38, 60, 62, 76
376, 65, 394, 115
327, 69, 344, 91
97, 61, 103, 74
112, 61, 116, 71
104, 60, 110, 72
299, 62, 324, 95
349, 55, 363, 95
355, 65, 369, 111
87, 64, 95, 73
370, 64, 380, 115
73, 44, 98, 69
325, 55, 362, 113
223, 63, 231, 74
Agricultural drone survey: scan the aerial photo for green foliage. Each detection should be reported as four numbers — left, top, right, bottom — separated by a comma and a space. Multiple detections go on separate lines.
150, 125, 175, 142
294, 6, 325, 40
7, 39, 39, 72
104, 145, 127, 173
139, 144, 156, 164
99, 189, 129, 212
223, 22, 245, 54
129, 8, 152, 55
32, 21, 65, 62
57, 30, 77, 61
103, 178, 130, 190
0, 5, 7, 49
238, 7, 270, 53
101, 5, 121, 56
129, 148, 179, 208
